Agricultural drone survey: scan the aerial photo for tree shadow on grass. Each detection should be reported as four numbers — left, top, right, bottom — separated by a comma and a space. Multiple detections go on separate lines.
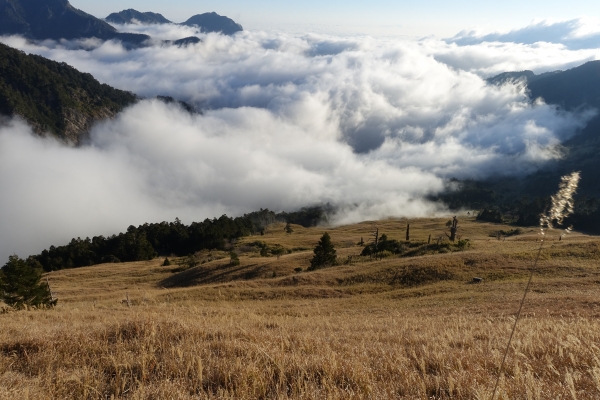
158, 262, 269, 288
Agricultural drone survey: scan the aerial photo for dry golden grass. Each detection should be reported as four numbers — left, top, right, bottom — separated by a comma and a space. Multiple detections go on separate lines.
2, 216, 600, 399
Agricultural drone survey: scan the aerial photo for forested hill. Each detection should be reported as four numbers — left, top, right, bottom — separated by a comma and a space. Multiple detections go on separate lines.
0, 42, 138, 143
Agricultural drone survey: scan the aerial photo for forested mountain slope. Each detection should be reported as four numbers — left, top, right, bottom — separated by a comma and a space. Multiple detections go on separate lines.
0, 42, 138, 143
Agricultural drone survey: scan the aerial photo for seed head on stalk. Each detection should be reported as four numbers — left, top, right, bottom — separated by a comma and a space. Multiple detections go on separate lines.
491, 171, 580, 400
539, 171, 580, 241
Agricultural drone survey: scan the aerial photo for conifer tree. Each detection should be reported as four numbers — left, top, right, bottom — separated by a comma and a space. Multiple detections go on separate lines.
0, 255, 57, 308
308, 232, 337, 271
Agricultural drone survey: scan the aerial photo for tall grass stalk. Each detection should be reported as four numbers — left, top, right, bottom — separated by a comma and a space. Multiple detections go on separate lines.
491, 171, 580, 400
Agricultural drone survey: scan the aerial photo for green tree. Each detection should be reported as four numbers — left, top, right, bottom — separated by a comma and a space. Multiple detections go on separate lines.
308, 233, 337, 271
0, 255, 57, 309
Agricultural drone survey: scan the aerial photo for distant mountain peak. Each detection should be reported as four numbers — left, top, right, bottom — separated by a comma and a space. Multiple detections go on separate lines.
181, 12, 243, 35
105, 9, 171, 25
0, 0, 149, 44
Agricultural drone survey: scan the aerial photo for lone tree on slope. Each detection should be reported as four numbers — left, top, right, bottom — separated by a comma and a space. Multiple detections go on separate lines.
0, 255, 57, 309
308, 232, 337, 271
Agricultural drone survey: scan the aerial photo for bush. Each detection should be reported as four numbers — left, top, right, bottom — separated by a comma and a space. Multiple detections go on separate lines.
360, 234, 405, 258
0, 255, 57, 309
230, 252, 240, 266
162, 258, 171, 266
456, 239, 470, 250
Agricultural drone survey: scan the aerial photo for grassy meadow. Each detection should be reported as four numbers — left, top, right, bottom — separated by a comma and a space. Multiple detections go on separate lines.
2, 216, 600, 399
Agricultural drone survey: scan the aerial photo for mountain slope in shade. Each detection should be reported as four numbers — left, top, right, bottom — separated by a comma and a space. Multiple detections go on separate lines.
527, 61, 600, 112
486, 61, 600, 197
105, 9, 171, 25
0, 0, 149, 44
0, 42, 138, 144
488, 61, 600, 111
182, 12, 243, 35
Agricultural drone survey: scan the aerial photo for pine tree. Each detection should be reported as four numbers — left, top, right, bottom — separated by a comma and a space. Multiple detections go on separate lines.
0, 255, 57, 309
308, 233, 337, 271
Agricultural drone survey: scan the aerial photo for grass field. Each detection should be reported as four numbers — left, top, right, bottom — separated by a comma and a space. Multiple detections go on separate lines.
2, 216, 600, 399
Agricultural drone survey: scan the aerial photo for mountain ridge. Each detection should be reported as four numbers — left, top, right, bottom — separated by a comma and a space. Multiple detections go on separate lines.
104, 9, 243, 35
0, 0, 150, 44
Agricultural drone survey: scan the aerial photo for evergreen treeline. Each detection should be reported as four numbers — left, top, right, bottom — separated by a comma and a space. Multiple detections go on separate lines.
32, 207, 327, 271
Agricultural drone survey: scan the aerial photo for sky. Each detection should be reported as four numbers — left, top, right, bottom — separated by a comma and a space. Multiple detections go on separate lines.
2, 3, 600, 261
70, 0, 600, 37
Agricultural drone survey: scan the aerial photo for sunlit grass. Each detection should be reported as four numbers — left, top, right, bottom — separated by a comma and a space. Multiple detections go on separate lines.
1, 216, 600, 399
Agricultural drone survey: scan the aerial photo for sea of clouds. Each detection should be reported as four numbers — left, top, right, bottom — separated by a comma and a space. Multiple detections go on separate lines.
1, 19, 599, 260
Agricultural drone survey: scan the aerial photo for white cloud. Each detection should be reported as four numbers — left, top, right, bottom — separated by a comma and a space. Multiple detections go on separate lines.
0, 28, 596, 261
448, 17, 600, 51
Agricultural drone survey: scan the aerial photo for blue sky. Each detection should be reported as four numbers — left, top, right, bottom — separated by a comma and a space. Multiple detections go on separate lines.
71, 0, 600, 37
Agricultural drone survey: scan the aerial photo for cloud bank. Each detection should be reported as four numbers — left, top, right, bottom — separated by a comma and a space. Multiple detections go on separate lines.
0, 26, 597, 261
448, 18, 600, 50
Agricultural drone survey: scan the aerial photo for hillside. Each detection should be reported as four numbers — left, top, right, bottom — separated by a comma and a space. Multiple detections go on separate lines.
0, 42, 138, 143
105, 9, 171, 25
2, 217, 600, 398
0, 0, 149, 44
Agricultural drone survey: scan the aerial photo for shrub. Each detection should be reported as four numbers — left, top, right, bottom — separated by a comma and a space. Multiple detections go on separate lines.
456, 239, 470, 250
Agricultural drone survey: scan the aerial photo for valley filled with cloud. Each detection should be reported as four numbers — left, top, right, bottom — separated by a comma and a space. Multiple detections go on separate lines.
1, 19, 599, 260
